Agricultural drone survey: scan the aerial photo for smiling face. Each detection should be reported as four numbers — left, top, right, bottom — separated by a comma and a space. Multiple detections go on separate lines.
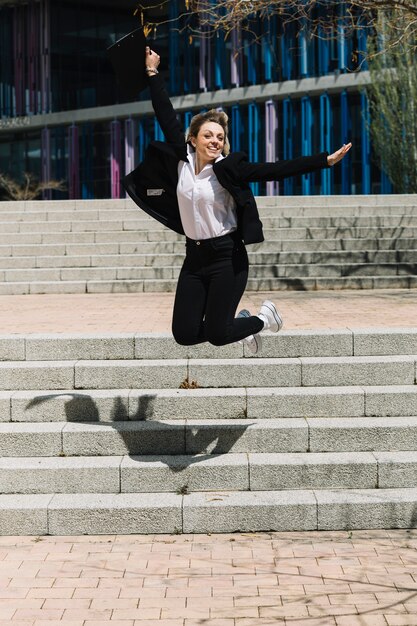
190, 121, 225, 167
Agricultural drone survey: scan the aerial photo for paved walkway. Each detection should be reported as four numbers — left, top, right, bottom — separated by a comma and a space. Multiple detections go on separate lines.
2, 530, 417, 625
0, 289, 416, 334
1, 288, 417, 625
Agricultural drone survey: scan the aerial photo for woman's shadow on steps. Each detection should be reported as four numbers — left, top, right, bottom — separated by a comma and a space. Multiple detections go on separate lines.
25, 392, 251, 472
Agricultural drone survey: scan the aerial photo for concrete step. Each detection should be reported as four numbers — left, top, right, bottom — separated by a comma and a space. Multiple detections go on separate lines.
2, 211, 417, 229
3, 222, 417, 240
2, 328, 415, 362
1, 237, 417, 256
3, 486, 417, 534
2, 416, 417, 458
3, 450, 417, 494
0, 262, 416, 282
2, 250, 417, 270
0, 355, 414, 390
1, 274, 416, 295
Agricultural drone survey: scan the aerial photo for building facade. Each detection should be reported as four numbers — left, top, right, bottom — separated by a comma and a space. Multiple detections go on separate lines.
0, 0, 392, 200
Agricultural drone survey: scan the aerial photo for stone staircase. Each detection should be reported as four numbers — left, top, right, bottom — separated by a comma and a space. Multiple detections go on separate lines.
0, 194, 416, 294
1, 328, 417, 535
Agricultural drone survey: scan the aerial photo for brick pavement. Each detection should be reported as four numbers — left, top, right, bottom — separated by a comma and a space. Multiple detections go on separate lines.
1, 288, 417, 625
0, 289, 416, 334
1, 530, 417, 625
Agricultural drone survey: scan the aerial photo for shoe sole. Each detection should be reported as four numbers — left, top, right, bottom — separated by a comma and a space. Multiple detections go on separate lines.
262, 300, 283, 332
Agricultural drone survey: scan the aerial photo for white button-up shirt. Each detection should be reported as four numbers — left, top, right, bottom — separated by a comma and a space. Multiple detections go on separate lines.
176, 145, 237, 240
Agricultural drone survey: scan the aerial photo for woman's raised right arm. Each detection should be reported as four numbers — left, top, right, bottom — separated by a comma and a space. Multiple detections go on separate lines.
145, 47, 184, 145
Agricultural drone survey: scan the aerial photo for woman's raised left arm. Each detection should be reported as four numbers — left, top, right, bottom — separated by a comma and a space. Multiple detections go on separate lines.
238, 143, 352, 183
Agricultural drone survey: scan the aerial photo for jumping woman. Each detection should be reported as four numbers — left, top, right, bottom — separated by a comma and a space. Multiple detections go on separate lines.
124, 47, 352, 354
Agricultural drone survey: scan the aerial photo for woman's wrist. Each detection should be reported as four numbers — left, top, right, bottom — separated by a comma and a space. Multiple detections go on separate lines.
146, 67, 159, 75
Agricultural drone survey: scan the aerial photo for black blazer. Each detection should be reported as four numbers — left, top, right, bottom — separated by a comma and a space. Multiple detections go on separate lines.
123, 74, 330, 244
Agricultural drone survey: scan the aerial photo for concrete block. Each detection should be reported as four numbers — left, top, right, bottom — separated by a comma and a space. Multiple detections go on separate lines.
60, 267, 117, 281
375, 451, 417, 488
0, 282, 30, 295
121, 453, 248, 492
129, 388, 246, 421
189, 358, 301, 388
301, 356, 415, 387
0, 361, 75, 390
316, 488, 417, 530
365, 385, 417, 417
143, 279, 177, 292
134, 333, 243, 360
87, 280, 144, 293
0, 422, 63, 456
183, 490, 317, 533
0, 456, 122, 494
63, 420, 185, 456
246, 330, 353, 359
75, 359, 188, 390
308, 416, 417, 452
29, 281, 87, 295
4, 268, 60, 281
247, 387, 365, 418
25, 333, 135, 361
0, 335, 25, 361
0, 494, 51, 535
116, 267, 174, 280
35, 254, 91, 268
354, 329, 417, 356
48, 492, 182, 535
11, 390, 129, 423
249, 452, 377, 490
0, 391, 11, 422
185, 418, 308, 454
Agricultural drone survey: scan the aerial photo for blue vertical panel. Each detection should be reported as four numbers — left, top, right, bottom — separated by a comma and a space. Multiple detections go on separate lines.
154, 119, 164, 141
360, 92, 371, 194
299, 23, 308, 78
301, 96, 313, 195
169, 0, 179, 94
282, 98, 294, 195
214, 32, 225, 89
338, 2, 347, 71
248, 103, 259, 196
246, 37, 256, 85
263, 30, 273, 82
318, 27, 330, 76
357, 17, 369, 71
320, 93, 332, 195
68, 124, 80, 199
281, 22, 294, 81
340, 90, 351, 194
184, 111, 192, 132
81, 123, 94, 199
231, 105, 241, 152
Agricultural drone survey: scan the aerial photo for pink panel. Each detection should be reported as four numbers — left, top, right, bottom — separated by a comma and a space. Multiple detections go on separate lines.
110, 120, 121, 199
40, 0, 51, 113
124, 118, 135, 198
265, 100, 279, 196
41, 127, 52, 200
68, 124, 80, 199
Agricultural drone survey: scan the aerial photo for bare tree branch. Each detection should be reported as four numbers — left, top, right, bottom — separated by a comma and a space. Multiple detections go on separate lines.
0, 173, 66, 201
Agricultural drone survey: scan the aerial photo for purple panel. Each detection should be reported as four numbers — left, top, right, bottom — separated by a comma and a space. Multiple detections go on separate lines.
265, 100, 279, 196
231, 27, 242, 87
40, 0, 51, 113
124, 118, 135, 197
41, 127, 52, 200
110, 120, 121, 199
199, 35, 207, 91
68, 124, 80, 199
28, 1, 40, 114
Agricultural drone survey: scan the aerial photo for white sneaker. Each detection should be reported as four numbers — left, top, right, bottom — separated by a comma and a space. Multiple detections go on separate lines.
237, 309, 262, 355
258, 301, 283, 333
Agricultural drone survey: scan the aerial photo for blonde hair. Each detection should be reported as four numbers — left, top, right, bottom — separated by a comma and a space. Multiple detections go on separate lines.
185, 109, 230, 156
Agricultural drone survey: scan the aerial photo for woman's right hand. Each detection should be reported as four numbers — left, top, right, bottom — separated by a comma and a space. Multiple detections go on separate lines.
145, 46, 160, 73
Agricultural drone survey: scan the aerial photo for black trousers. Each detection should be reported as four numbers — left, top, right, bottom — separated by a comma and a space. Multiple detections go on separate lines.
172, 232, 264, 346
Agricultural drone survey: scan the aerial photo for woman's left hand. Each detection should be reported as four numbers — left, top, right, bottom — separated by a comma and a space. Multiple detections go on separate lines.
327, 142, 352, 166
